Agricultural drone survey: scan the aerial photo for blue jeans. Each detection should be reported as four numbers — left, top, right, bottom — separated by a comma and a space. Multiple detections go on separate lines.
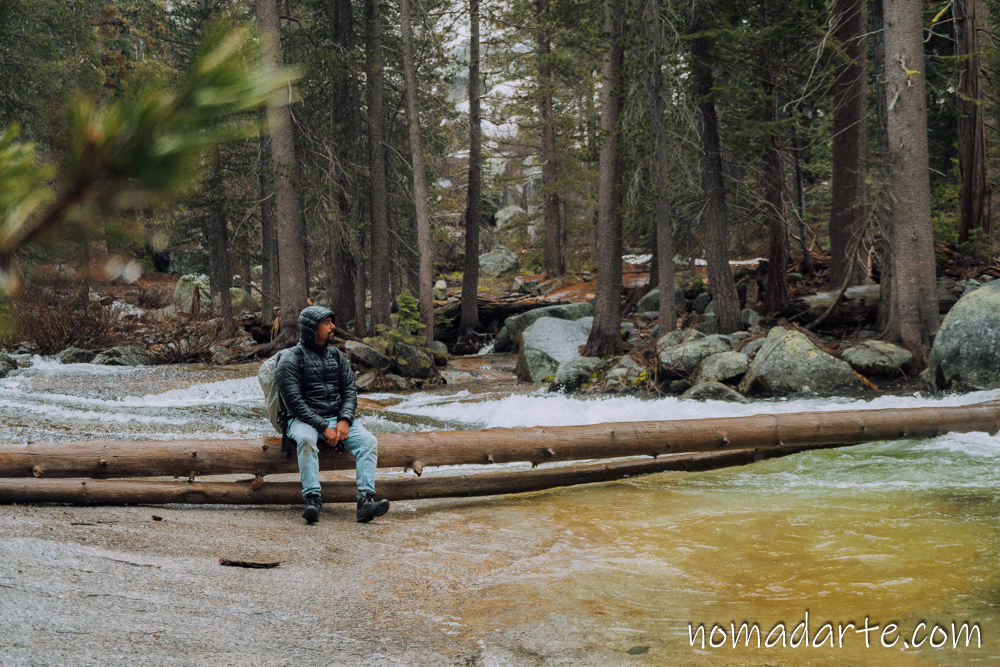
287, 418, 378, 501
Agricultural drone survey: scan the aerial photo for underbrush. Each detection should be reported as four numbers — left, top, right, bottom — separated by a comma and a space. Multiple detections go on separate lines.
1, 284, 118, 353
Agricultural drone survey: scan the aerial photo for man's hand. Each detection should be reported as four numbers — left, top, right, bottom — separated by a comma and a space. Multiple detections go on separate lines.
322, 420, 350, 445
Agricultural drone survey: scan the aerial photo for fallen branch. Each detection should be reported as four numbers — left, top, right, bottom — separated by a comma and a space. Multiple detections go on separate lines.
219, 559, 282, 569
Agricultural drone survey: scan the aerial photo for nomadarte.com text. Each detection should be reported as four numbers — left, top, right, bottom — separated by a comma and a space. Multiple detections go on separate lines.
688, 612, 981, 650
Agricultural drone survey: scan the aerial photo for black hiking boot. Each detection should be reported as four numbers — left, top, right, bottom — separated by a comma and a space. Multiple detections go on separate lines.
302, 494, 322, 524
357, 492, 389, 523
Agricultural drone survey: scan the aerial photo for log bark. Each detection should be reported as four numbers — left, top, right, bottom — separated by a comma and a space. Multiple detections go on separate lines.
0, 445, 836, 506
3, 402, 998, 480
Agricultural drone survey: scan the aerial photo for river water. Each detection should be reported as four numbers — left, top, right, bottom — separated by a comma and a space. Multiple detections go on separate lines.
2, 355, 999, 665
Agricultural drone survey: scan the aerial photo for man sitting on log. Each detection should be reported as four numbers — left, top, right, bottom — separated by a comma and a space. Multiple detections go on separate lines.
276, 305, 390, 524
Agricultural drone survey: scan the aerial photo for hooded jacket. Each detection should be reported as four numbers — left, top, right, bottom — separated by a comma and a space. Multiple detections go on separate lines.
275, 305, 358, 435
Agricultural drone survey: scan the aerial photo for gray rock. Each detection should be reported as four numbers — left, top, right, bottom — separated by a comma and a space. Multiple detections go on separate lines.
928, 281, 1000, 389
57, 347, 97, 364
479, 245, 520, 278
681, 381, 749, 403
434, 280, 448, 300
91, 346, 156, 366
620, 322, 639, 343
171, 274, 211, 314
938, 277, 961, 313
742, 308, 761, 329
390, 342, 436, 379
356, 372, 411, 392
345, 340, 392, 372
497, 302, 595, 352
787, 272, 804, 285
800, 279, 961, 327
549, 356, 608, 392
494, 326, 510, 351
842, 341, 914, 378
657, 335, 732, 377
0, 353, 17, 378
694, 317, 717, 334
210, 345, 231, 365
856, 330, 877, 340
739, 337, 766, 356
657, 329, 705, 350
693, 292, 712, 315
961, 279, 982, 297
667, 379, 691, 394
513, 277, 539, 294
636, 284, 686, 314
691, 351, 749, 386
431, 341, 449, 355
214, 287, 254, 313
494, 205, 524, 228
516, 317, 593, 383
728, 331, 751, 343
738, 327, 861, 396
604, 355, 645, 390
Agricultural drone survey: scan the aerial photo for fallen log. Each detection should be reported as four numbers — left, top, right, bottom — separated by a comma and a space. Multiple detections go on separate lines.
1, 402, 997, 480
0, 445, 828, 505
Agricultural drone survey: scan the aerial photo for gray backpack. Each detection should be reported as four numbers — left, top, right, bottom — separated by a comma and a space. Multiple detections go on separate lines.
257, 346, 301, 434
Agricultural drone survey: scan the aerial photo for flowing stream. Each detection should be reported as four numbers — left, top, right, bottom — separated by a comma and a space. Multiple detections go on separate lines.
2, 355, 999, 664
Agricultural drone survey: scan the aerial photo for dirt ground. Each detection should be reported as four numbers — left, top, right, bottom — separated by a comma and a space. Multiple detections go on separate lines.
0, 493, 645, 667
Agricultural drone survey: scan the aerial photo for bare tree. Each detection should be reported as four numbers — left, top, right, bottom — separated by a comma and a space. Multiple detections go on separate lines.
206, 146, 232, 324
689, 0, 741, 333
459, 0, 482, 335
873, 0, 939, 363
956, 0, 992, 245
537, 0, 563, 278
583, 0, 628, 356
759, 0, 788, 313
256, 0, 308, 347
645, 0, 675, 331
366, 0, 391, 335
401, 0, 434, 345
829, 0, 868, 288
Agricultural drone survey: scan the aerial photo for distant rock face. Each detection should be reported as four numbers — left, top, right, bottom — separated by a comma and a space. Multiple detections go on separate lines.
516, 317, 593, 383
549, 356, 607, 392
172, 274, 211, 314
681, 381, 749, 403
842, 341, 914, 378
57, 347, 97, 365
497, 302, 595, 352
691, 351, 749, 386
657, 335, 732, 378
929, 281, 1000, 389
738, 327, 861, 396
345, 340, 392, 373
0, 353, 17, 378
479, 245, 520, 278
91, 346, 156, 366
636, 284, 686, 314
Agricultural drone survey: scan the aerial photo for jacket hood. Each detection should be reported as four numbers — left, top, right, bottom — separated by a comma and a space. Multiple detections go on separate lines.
298, 305, 336, 346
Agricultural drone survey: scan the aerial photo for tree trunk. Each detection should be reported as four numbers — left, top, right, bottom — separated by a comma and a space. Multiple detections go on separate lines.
0, 446, 831, 506
690, 0, 742, 334
326, 0, 357, 328
459, 0, 482, 335
538, 0, 562, 278
583, 0, 628, 357
874, 0, 939, 364
956, 0, 992, 245
401, 0, 434, 346
206, 146, 232, 323
759, 0, 788, 313
646, 0, 675, 330
258, 133, 277, 329
256, 0, 307, 346
829, 0, 869, 288
790, 124, 813, 274
5, 401, 998, 479
365, 0, 391, 334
